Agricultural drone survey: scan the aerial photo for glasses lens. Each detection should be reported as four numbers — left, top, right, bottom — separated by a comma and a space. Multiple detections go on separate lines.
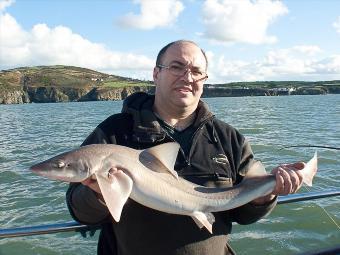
168, 64, 184, 76
168, 64, 205, 80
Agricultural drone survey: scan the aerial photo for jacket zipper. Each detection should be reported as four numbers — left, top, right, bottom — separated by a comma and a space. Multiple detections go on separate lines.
166, 135, 187, 162
162, 116, 215, 167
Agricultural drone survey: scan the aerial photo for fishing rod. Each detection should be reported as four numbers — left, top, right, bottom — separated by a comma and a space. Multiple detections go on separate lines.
1, 189, 339, 239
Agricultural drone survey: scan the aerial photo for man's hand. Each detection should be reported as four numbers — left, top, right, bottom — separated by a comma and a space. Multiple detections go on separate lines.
81, 167, 121, 205
82, 175, 101, 194
81, 174, 105, 203
271, 162, 305, 195
251, 162, 305, 205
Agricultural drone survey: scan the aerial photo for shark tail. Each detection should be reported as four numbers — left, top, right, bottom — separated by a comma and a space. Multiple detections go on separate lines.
300, 151, 318, 187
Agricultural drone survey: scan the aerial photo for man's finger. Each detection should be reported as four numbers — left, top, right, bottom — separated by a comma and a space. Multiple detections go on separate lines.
280, 164, 304, 193
273, 168, 285, 194
274, 169, 292, 195
287, 169, 301, 193
291, 162, 306, 170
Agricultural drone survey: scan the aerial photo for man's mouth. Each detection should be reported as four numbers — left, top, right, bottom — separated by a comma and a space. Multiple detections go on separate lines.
175, 87, 192, 92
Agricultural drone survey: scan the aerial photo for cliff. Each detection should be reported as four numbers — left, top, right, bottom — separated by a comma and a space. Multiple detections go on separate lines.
0, 85, 156, 104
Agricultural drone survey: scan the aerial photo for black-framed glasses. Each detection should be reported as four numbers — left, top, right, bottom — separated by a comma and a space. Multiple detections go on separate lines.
157, 63, 208, 81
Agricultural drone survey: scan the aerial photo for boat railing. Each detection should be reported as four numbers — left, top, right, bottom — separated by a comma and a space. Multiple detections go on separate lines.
1, 189, 339, 238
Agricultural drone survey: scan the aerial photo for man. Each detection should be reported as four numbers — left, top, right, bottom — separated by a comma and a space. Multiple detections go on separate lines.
66, 40, 304, 255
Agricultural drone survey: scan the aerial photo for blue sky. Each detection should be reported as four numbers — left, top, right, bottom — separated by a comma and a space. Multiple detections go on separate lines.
1, 0, 340, 83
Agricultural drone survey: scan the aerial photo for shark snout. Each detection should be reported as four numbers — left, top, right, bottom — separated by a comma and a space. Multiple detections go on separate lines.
29, 160, 57, 179
30, 156, 91, 182
30, 161, 47, 173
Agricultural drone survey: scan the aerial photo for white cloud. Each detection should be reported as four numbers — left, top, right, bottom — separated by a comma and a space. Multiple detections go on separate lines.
208, 45, 340, 83
201, 0, 288, 45
1, 0, 339, 83
315, 55, 340, 74
0, 0, 14, 12
0, 12, 154, 79
291, 45, 322, 56
333, 16, 340, 34
117, 0, 184, 30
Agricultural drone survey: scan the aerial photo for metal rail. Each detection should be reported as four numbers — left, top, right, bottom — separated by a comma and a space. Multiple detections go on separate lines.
277, 189, 340, 204
1, 189, 339, 238
0, 221, 101, 238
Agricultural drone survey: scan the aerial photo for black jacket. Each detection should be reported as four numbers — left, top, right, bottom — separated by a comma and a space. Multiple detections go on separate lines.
66, 92, 277, 255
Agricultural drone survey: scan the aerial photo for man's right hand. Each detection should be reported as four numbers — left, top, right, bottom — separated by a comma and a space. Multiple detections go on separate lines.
81, 167, 121, 205
81, 175, 107, 205
82, 175, 101, 194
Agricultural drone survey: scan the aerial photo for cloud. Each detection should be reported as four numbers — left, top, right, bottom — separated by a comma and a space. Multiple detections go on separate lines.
1, 0, 339, 83
333, 16, 340, 34
0, 0, 14, 12
117, 0, 184, 30
208, 45, 340, 83
0, 12, 154, 80
315, 55, 340, 74
200, 0, 288, 44
291, 45, 322, 56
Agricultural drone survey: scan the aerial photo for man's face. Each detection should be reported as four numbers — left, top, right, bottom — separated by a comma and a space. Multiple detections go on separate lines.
153, 42, 207, 111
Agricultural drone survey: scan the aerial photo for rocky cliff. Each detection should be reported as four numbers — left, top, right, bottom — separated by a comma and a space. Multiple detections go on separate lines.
0, 85, 156, 104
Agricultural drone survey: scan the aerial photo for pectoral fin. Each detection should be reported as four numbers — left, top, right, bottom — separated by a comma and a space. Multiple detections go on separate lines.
191, 211, 215, 234
95, 169, 133, 222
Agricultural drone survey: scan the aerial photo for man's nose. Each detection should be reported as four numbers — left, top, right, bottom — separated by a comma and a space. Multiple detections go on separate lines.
180, 68, 194, 82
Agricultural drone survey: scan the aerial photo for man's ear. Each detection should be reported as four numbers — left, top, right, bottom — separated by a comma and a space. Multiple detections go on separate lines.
153, 66, 160, 83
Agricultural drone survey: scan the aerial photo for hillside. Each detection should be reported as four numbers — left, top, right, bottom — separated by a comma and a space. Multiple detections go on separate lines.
0, 65, 154, 103
1, 65, 339, 104
0, 65, 154, 88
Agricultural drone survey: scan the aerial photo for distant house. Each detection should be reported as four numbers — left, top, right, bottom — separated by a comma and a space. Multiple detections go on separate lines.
91, 78, 104, 82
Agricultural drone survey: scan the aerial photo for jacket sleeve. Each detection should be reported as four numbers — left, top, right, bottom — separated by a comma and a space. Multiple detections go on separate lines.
66, 127, 113, 224
230, 140, 277, 224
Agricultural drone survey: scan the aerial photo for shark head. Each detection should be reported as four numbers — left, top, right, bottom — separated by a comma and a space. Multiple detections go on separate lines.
30, 149, 92, 182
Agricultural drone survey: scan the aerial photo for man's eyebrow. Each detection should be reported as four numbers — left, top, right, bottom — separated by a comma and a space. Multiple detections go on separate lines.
169, 60, 186, 66
169, 60, 205, 70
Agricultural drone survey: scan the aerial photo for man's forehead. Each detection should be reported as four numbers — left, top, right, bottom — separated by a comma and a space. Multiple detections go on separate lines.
164, 42, 206, 68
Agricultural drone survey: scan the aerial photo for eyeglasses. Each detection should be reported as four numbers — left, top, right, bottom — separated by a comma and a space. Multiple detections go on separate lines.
157, 63, 208, 81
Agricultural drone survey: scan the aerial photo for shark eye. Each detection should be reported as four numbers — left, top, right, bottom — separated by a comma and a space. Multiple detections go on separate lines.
57, 161, 65, 168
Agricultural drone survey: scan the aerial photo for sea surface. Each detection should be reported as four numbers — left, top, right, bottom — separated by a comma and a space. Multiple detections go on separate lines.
0, 94, 339, 255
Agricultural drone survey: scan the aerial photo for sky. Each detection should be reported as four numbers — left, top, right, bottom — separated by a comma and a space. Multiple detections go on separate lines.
1, 0, 340, 83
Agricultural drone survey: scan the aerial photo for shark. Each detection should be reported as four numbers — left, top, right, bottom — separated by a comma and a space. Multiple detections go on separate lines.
30, 142, 318, 233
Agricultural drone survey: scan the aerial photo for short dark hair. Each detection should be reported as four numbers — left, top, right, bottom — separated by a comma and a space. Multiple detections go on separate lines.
155, 40, 208, 70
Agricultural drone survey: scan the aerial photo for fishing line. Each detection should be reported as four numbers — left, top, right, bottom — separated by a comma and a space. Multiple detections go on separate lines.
304, 186, 340, 231
280, 145, 340, 151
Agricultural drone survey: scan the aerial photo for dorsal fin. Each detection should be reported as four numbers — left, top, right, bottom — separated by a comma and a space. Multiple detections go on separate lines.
139, 142, 180, 179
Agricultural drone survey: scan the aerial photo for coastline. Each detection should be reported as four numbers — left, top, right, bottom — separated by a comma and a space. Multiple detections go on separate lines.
1, 65, 339, 104
1, 85, 339, 104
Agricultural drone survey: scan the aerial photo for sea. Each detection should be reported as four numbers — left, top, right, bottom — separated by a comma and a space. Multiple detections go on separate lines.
0, 94, 339, 255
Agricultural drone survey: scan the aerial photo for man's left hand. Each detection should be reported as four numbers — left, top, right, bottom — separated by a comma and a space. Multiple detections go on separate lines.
251, 162, 305, 205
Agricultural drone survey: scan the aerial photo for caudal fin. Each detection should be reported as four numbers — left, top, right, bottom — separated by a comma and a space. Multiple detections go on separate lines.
300, 151, 318, 187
